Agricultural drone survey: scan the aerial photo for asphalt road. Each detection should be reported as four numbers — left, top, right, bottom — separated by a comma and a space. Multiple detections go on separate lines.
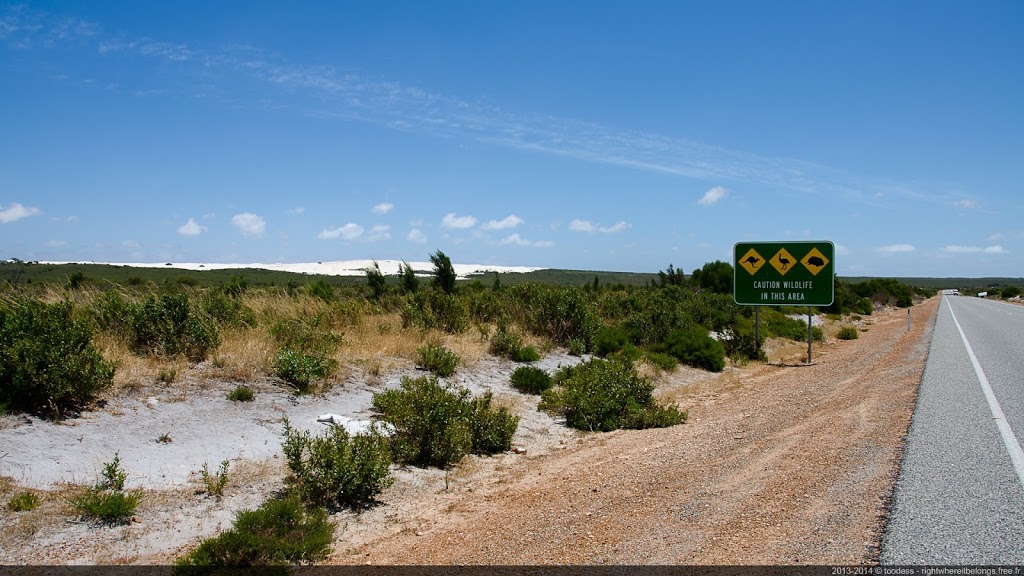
882, 295, 1024, 564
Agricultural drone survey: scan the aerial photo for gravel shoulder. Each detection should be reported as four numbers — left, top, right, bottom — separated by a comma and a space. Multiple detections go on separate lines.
0, 299, 938, 565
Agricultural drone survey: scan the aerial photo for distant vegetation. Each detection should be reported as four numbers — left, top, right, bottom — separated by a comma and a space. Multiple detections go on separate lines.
0, 253, 945, 422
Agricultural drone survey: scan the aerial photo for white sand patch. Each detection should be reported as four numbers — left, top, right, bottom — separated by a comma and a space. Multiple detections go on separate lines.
42, 259, 544, 279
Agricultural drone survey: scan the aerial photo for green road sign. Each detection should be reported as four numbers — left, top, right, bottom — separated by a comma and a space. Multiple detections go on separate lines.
734, 241, 835, 306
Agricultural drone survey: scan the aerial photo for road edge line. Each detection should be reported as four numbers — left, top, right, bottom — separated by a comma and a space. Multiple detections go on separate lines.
946, 297, 1024, 491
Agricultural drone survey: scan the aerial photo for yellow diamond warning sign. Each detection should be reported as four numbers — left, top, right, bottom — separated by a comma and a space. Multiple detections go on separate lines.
800, 247, 830, 276
769, 248, 797, 276
738, 248, 765, 276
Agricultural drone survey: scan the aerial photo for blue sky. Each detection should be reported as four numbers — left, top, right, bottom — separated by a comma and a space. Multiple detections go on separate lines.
2, 1, 1023, 277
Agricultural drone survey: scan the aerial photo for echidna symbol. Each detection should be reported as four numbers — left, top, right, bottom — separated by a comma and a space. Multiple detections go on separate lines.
806, 256, 825, 268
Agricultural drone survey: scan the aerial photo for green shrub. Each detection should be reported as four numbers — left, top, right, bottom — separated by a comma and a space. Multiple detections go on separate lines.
511, 345, 541, 363
539, 358, 685, 432
836, 326, 859, 340
273, 349, 336, 393
761, 308, 824, 343
643, 352, 678, 372
174, 495, 334, 568
372, 376, 519, 468
70, 487, 141, 525
661, 326, 726, 372
201, 290, 256, 327
416, 343, 460, 377
306, 279, 335, 303
270, 316, 342, 357
400, 290, 469, 334
129, 293, 220, 361
855, 297, 874, 316
467, 392, 518, 454
489, 326, 524, 360
7, 491, 40, 512
199, 460, 230, 499
594, 326, 628, 358
281, 418, 393, 509
0, 298, 115, 418
227, 385, 255, 402
70, 453, 140, 524
567, 338, 586, 356
509, 366, 552, 394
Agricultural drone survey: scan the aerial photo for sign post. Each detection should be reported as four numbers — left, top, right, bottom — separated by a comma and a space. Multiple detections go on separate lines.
734, 241, 835, 363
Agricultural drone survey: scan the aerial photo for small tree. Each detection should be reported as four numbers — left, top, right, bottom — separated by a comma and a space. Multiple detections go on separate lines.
365, 260, 387, 299
399, 261, 419, 294
692, 261, 733, 294
658, 264, 686, 287
430, 250, 457, 295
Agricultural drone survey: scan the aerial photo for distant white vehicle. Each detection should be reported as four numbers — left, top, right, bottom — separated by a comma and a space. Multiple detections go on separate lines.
978, 291, 988, 298
946, 289, 959, 296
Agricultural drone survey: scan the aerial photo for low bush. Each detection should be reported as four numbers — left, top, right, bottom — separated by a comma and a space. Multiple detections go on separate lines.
0, 298, 115, 418
371, 376, 519, 468
512, 345, 541, 363
174, 495, 334, 568
836, 326, 859, 340
69, 453, 140, 525
594, 326, 628, 358
281, 418, 393, 509
7, 491, 40, 512
643, 352, 678, 372
567, 338, 586, 356
273, 349, 336, 394
661, 326, 726, 372
227, 385, 255, 402
416, 343, 460, 377
488, 326, 524, 360
539, 358, 685, 432
199, 460, 230, 499
129, 293, 220, 361
70, 487, 141, 525
509, 366, 552, 395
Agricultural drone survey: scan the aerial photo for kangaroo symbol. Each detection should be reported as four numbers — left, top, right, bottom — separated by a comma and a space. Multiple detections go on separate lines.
777, 254, 791, 271
742, 256, 761, 268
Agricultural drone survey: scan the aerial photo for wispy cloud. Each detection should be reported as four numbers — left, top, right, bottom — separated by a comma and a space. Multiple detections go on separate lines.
698, 186, 728, 206
177, 217, 206, 236
569, 219, 631, 234
366, 224, 391, 241
942, 245, 1007, 255
372, 202, 394, 215
287, 207, 305, 215
500, 233, 553, 248
442, 213, 477, 230
0, 202, 42, 223
1, 5, 968, 209
407, 228, 427, 244
231, 212, 266, 237
953, 199, 978, 209
481, 215, 523, 231
317, 223, 363, 240
876, 244, 916, 255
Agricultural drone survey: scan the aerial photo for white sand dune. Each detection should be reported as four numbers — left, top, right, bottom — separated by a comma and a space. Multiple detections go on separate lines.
43, 259, 544, 279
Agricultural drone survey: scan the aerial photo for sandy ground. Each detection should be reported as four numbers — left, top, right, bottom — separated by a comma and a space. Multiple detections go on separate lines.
0, 300, 938, 565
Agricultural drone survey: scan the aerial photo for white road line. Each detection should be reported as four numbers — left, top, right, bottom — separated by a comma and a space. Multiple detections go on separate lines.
947, 298, 1024, 491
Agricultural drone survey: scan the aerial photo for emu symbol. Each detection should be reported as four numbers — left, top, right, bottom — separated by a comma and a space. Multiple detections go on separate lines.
743, 256, 761, 268
777, 255, 791, 271
806, 256, 825, 268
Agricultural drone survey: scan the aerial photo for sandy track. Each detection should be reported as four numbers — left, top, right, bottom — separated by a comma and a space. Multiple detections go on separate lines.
332, 298, 938, 565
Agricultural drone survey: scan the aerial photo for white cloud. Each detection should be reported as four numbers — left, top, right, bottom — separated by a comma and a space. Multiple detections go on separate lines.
835, 244, 851, 256
0, 202, 42, 224
570, 219, 631, 234
317, 223, 363, 240
954, 199, 978, 209
481, 215, 524, 231
698, 186, 729, 206
287, 207, 305, 215
177, 218, 206, 236
372, 202, 394, 215
500, 233, 553, 248
231, 212, 266, 237
366, 224, 391, 241
442, 213, 477, 229
942, 245, 1008, 255
407, 228, 427, 243
876, 244, 916, 255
